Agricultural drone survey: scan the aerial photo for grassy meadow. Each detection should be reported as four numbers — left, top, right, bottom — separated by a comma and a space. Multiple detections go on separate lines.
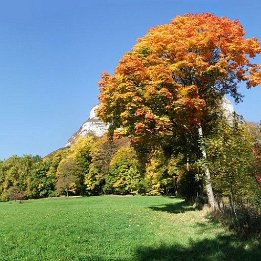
0, 196, 260, 261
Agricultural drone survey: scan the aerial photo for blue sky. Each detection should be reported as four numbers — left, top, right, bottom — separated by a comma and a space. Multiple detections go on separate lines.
0, 0, 260, 160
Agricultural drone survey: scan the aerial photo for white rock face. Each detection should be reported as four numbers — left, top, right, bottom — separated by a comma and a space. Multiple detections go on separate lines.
89, 105, 99, 119
222, 97, 234, 124
65, 105, 108, 147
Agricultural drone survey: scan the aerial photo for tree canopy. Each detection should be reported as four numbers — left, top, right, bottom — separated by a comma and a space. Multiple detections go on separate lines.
98, 13, 260, 144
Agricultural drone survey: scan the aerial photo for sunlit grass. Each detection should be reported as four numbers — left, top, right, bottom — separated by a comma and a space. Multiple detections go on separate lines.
0, 196, 260, 260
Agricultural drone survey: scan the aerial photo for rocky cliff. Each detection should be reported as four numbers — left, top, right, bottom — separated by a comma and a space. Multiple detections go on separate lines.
65, 105, 108, 147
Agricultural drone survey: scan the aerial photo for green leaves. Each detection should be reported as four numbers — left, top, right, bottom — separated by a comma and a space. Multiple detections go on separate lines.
199, 117, 261, 207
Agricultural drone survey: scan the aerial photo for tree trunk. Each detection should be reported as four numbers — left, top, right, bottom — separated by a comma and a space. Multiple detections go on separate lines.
198, 126, 219, 211
229, 186, 237, 219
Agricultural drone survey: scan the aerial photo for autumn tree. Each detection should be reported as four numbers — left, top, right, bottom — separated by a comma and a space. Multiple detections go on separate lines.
85, 136, 129, 195
46, 148, 69, 185
56, 156, 80, 197
0, 155, 53, 201
56, 136, 94, 196
105, 146, 142, 195
26, 160, 54, 198
98, 13, 261, 210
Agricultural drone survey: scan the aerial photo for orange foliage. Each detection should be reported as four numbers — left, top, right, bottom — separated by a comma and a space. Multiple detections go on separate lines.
98, 13, 260, 144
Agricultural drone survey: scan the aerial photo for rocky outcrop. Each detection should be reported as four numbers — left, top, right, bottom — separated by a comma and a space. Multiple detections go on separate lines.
65, 105, 108, 147
221, 97, 234, 124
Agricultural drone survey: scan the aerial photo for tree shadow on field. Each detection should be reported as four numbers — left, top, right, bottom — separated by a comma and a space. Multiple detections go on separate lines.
134, 234, 261, 261
149, 200, 195, 214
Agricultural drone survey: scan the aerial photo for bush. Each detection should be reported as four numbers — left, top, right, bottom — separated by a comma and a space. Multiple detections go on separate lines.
7, 187, 27, 202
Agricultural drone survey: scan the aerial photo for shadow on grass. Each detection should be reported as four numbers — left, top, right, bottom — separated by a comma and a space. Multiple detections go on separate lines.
149, 200, 195, 214
134, 234, 261, 261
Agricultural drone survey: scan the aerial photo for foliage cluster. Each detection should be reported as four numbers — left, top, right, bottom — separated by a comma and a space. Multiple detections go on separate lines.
98, 13, 260, 147
1, 120, 260, 207
0, 155, 53, 201
198, 118, 261, 233
0, 134, 198, 200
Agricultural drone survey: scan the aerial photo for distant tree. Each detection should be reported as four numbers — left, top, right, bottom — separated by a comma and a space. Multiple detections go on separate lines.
245, 121, 261, 147
56, 136, 94, 196
0, 160, 4, 198
145, 149, 168, 195
56, 156, 80, 197
0, 155, 42, 200
104, 146, 142, 195
46, 148, 69, 182
85, 136, 129, 195
26, 160, 54, 198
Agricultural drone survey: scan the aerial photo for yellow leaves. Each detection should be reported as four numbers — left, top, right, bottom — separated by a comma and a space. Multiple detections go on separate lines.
147, 64, 173, 85
205, 64, 228, 78
179, 85, 199, 98
245, 38, 261, 58
144, 85, 156, 100
120, 111, 129, 120
69, 136, 95, 161
159, 88, 173, 100
247, 65, 261, 87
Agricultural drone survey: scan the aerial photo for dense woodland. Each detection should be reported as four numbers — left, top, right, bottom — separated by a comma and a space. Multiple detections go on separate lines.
1, 13, 261, 234
0, 121, 260, 200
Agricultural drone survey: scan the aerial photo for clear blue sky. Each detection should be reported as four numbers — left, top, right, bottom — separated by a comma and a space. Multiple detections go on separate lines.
0, 0, 260, 160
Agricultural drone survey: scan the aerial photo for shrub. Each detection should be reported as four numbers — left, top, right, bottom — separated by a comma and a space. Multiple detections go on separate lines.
7, 187, 27, 202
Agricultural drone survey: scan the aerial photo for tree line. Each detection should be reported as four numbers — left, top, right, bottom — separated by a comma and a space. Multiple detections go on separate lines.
0, 120, 260, 200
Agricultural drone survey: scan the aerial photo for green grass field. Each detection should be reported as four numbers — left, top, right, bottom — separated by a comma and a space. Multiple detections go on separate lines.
0, 196, 260, 261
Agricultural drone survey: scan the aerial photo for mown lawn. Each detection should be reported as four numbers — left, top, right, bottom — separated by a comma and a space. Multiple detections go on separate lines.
0, 196, 260, 260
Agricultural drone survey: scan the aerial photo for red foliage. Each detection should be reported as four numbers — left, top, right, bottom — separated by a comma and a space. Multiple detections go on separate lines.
256, 175, 261, 187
